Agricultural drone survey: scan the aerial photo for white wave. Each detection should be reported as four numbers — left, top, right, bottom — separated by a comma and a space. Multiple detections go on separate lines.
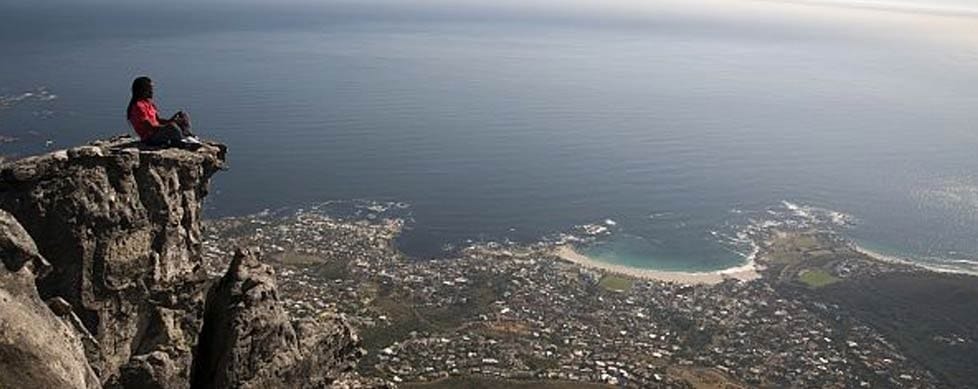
945, 258, 978, 265
782, 200, 812, 218
584, 224, 609, 235
0, 87, 58, 109
828, 211, 849, 226
648, 211, 673, 220
364, 204, 389, 213
774, 200, 855, 228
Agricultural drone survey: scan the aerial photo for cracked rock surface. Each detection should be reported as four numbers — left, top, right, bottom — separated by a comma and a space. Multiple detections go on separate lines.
0, 136, 226, 386
0, 136, 383, 388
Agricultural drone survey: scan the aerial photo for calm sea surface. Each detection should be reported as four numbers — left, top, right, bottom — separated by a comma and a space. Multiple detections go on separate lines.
1, 1, 977, 271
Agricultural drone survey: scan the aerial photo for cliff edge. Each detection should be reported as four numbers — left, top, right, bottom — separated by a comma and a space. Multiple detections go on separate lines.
0, 136, 383, 389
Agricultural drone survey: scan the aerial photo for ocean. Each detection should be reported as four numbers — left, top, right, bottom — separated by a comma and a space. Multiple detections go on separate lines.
1, 0, 976, 272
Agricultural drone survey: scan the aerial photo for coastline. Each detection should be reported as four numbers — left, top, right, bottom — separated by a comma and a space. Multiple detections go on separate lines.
852, 244, 978, 276
554, 245, 760, 285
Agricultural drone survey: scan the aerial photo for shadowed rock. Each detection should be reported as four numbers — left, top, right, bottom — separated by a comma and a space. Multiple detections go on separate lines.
0, 209, 101, 389
191, 248, 365, 389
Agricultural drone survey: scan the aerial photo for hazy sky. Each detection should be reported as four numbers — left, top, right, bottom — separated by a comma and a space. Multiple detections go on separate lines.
3, 0, 977, 13
1, 0, 975, 43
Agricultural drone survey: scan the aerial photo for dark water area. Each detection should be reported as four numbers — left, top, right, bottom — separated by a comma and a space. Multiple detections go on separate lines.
1, 1, 977, 271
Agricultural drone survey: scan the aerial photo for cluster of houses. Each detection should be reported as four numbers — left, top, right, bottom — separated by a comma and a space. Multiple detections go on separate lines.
202, 208, 938, 388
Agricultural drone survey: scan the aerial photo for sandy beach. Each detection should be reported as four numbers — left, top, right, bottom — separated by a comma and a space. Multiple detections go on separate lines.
554, 245, 760, 285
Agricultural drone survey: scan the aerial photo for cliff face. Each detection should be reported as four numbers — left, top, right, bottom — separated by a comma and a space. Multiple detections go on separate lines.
0, 136, 379, 389
0, 209, 100, 389
0, 137, 225, 386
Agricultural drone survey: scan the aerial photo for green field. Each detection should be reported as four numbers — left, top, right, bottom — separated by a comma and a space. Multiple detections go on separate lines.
798, 268, 839, 288
275, 251, 325, 265
598, 274, 634, 292
764, 233, 821, 265
760, 231, 855, 287
403, 377, 615, 389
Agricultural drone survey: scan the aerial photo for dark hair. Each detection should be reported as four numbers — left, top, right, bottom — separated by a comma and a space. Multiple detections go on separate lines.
127, 76, 152, 118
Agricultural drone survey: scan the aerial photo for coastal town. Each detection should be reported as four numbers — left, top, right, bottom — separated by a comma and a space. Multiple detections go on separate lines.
201, 202, 962, 388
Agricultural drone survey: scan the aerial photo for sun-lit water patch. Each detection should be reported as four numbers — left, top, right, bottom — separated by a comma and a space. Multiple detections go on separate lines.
913, 177, 978, 222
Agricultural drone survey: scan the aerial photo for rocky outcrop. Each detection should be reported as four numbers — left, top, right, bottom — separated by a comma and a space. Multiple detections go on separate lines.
0, 136, 380, 389
0, 209, 100, 389
0, 136, 226, 386
191, 248, 364, 389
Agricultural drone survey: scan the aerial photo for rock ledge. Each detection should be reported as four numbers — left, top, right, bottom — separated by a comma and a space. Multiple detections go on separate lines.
0, 136, 383, 389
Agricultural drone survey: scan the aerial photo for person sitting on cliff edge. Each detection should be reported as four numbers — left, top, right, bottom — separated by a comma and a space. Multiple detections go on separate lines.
127, 76, 202, 147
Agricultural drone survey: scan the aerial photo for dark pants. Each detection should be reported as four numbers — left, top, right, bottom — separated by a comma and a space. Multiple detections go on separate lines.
145, 123, 188, 147
145, 112, 194, 146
